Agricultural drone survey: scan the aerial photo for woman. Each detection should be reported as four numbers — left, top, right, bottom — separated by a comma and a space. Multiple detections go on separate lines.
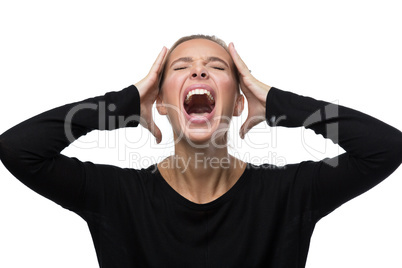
0, 34, 401, 267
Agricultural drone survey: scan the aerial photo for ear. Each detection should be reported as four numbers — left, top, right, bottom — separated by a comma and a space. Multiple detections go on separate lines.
233, 94, 244, 116
156, 94, 168, 115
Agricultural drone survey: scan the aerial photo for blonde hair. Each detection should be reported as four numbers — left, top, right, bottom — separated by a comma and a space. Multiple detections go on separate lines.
158, 34, 240, 91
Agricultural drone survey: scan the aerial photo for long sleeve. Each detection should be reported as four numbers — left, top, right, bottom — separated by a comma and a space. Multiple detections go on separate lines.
0, 85, 141, 211
265, 87, 402, 219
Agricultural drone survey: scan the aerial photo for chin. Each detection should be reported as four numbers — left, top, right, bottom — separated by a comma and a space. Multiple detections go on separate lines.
180, 127, 228, 149
170, 106, 231, 149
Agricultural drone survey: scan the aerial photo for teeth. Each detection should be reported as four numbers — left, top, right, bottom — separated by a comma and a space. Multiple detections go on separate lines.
184, 89, 215, 104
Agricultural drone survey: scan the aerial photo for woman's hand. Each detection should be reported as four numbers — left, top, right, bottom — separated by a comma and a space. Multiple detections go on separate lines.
135, 47, 168, 144
228, 43, 271, 139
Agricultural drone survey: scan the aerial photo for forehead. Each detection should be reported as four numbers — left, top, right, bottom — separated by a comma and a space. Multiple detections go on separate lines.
168, 39, 232, 64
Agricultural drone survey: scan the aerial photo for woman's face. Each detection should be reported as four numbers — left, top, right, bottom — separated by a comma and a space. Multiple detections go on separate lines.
158, 39, 243, 146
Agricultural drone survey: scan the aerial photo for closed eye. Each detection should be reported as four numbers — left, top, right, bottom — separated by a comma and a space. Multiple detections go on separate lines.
173, 66, 225, 71
174, 67, 187, 71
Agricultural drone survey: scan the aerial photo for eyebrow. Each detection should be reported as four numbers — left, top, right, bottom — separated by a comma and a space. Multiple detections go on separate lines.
170, 56, 229, 68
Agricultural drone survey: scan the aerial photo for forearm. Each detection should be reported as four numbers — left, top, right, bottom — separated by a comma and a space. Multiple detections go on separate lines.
265, 87, 402, 216
266, 87, 402, 162
0, 85, 139, 156
0, 85, 141, 207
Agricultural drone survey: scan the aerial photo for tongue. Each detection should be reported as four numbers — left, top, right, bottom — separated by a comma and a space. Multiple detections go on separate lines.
188, 106, 212, 114
185, 95, 214, 115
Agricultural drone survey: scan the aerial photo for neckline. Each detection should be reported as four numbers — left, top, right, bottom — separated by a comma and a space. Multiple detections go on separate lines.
152, 162, 251, 211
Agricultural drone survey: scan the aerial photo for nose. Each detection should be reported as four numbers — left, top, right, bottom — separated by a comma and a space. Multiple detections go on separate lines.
190, 66, 209, 80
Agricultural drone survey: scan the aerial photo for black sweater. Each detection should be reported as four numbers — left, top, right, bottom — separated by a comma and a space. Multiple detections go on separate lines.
0, 86, 401, 267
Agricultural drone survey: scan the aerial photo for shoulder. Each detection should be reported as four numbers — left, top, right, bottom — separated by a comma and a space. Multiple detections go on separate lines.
80, 161, 161, 196
246, 160, 317, 176
244, 160, 320, 190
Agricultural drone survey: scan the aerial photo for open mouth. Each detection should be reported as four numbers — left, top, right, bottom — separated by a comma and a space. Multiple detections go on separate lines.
183, 88, 216, 117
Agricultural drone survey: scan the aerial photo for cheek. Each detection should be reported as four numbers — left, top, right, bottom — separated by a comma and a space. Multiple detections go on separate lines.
214, 74, 239, 110
160, 75, 186, 113
214, 73, 238, 95
161, 74, 182, 96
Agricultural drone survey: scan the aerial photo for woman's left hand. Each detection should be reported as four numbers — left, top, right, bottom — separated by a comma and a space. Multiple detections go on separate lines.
228, 43, 272, 139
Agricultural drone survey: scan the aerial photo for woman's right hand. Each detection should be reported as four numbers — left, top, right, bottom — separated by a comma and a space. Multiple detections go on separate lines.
135, 47, 168, 144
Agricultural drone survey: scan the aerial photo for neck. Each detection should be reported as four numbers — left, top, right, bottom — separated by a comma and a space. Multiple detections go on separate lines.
158, 138, 247, 204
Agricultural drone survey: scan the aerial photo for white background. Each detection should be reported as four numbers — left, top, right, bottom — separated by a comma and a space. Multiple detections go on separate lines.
1, 0, 401, 267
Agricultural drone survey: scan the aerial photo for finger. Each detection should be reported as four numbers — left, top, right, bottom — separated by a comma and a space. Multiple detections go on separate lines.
238, 77, 251, 95
228, 43, 251, 77
149, 46, 168, 76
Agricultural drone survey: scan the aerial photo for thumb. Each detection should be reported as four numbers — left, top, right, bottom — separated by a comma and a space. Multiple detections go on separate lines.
149, 119, 162, 144
239, 115, 264, 139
